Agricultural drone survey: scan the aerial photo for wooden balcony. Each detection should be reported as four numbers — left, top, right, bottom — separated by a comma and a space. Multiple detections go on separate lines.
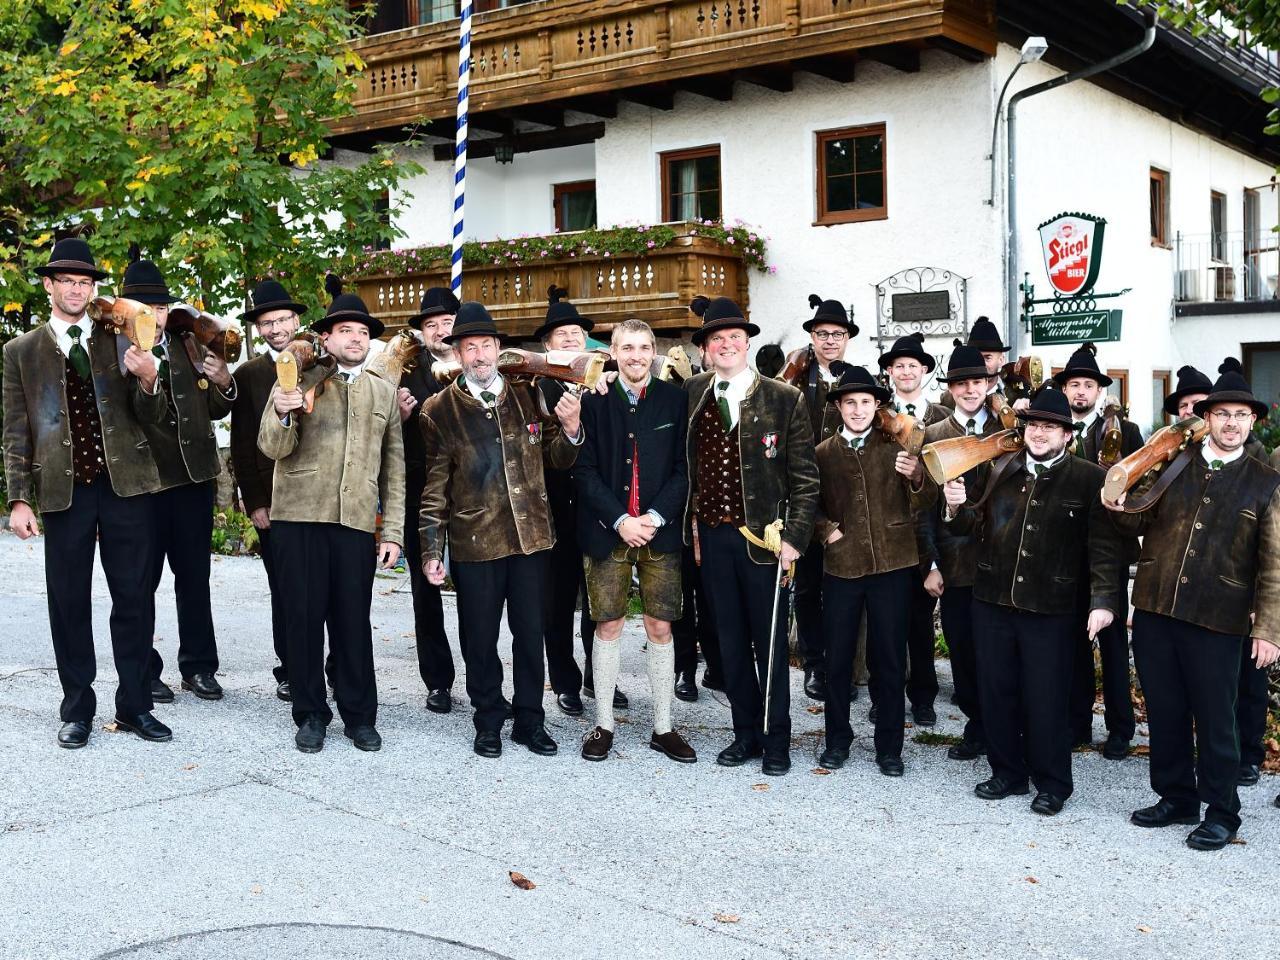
353, 223, 750, 338
336, 0, 996, 140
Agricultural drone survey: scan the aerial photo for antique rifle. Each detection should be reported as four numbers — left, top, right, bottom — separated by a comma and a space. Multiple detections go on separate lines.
168, 303, 243, 364
365, 329, 423, 385
274, 332, 326, 414
875, 406, 926, 456
87, 295, 157, 353
1097, 396, 1125, 468
1102, 416, 1209, 506
999, 355, 1044, 403
777, 345, 813, 385
922, 429, 1025, 485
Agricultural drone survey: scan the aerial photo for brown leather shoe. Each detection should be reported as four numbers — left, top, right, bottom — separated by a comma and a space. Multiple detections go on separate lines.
650, 730, 697, 764
581, 726, 613, 762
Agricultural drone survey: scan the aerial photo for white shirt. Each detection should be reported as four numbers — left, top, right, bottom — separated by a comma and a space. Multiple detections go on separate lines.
839, 425, 872, 448
817, 364, 839, 385
336, 360, 365, 382
712, 367, 756, 431
465, 375, 503, 404
893, 394, 926, 415
47, 314, 91, 360
1202, 443, 1244, 468
1025, 448, 1067, 479
952, 406, 989, 434
1073, 410, 1099, 435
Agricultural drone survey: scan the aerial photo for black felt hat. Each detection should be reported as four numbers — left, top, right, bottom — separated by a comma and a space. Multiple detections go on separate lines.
242, 278, 308, 323
966, 316, 1008, 352
310, 275, 384, 339
533, 285, 595, 341
826, 363, 891, 406
937, 345, 990, 383
877, 332, 935, 372
443, 300, 508, 345
1162, 365, 1214, 417
1052, 342, 1112, 387
408, 286, 461, 326
803, 294, 858, 336
120, 247, 180, 305
35, 237, 108, 281
1192, 358, 1268, 420
1016, 387, 1074, 428
689, 295, 759, 346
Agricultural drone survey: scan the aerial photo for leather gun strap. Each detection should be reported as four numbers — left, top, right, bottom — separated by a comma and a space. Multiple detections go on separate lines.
967, 450, 1023, 512
806, 348, 819, 407
179, 333, 204, 372
1124, 447, 1195, 514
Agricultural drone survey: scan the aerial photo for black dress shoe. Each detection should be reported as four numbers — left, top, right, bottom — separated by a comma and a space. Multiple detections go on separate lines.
473, 730, 502, 758
1130, 799, 1200, 828
762, 753, 791, 777
868, 704, 879, 723
716, 739, 764, 767
817, 744, 849, 770
947, 739, 986, 761
181, 673, 223, 701
1102, 733, 1130, 760
701, 669, 725, 692
911, 705, 937, 727
1185, 820, 1236, 851
276, 681, 292, 702
425, 689, 452, 714
674, 671, 699, 703
1031, 792, 1065, 816
556, 692, 584, 717
613, 687, 629, 710
803, 669, 827, 701
974, 776, 1029, 800
150, 679, 175, 704
57, 721, 90, 749
512, 725, 558, 756
295, 716, 326, 753
343, 724, 382, 752
1238, 763, 1261, 786
877, 755, 904, 777
115, 712, 173, 743
1273, 793, 1279, 809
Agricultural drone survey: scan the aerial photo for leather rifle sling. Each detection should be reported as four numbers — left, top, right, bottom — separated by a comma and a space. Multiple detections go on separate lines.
1123, 447, 1197, 514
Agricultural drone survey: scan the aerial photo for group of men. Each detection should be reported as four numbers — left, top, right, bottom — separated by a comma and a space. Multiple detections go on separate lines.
4, 237, 1278, 852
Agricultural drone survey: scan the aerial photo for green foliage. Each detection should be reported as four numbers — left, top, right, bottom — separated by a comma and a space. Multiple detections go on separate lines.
0, 1, 421, 323
933, 629, 950, 659
211, 506, 259, 555
1254, 403, 1280, 453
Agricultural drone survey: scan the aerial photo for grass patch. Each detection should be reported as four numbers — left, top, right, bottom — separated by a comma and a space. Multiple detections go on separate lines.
913, 731, 963, 747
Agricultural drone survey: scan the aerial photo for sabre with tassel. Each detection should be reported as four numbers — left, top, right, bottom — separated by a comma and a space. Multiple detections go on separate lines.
738, 518, 796, 735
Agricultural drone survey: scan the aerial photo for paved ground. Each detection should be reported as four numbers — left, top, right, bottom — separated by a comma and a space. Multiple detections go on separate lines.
1, 533, 1277, 960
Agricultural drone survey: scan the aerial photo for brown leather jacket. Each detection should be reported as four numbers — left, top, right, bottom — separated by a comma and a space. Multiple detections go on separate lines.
813, 428, 936, 578
918, 410, 1003, 587
418, 376, 579, 564
1109, 445, 1280, 640
948, 452, 1121, 616
3, 322, 166, 511
685, 371, 819, 565
144, 333, 234, 490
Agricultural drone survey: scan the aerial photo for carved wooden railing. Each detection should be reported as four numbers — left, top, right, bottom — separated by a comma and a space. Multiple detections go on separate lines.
337, 0, 995, 135
354, 225, 749, 338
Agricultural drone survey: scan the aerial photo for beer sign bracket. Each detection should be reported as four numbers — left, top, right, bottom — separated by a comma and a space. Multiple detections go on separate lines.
1023, 212, 1129, 346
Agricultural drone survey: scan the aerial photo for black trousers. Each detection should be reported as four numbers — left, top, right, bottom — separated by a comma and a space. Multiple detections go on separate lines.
256, 524, 289, 683
973, 601, 1075, 799
544, 531, 593, 694
793, 542, 826, 673
273, 521, 378, 729
42, 477, 156, 722
673, 543, 722, 677
939, 585, 984, 746
453, 550, 549, 733
698, 524, 790, 755
823, 567, 911, 758
905, 572, 939, 710
148, 480, 218, 681
1133, 610, 1244, 830
404, 484, 455, 691
1070, 565, 1135, 741
1237, 638, 1270, 768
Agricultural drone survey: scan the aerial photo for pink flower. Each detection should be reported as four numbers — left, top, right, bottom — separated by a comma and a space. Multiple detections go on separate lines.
646, 240, 655, 249
726, 236, 735, 244
768, 265, 778, 275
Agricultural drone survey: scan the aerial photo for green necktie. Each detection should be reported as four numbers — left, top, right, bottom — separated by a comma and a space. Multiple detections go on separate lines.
1073, 421, 1086, 435
1033, 463, 1047, 477
848, 436, 863, 451
480, 390, 496, 408
1210, 459, 1224, 471
965, 417, 977, 436
66, 324, 91, 380
716, 381, 732, 430
340, 371, 353, 383
151, 344, 169, 381
905, 403, 916, 416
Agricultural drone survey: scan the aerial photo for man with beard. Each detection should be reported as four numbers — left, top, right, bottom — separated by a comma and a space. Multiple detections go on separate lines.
420, 302, 583, 758
1104, 359, 1279, 850
1053, 343, 1142, 758
943, 389, 1121, 815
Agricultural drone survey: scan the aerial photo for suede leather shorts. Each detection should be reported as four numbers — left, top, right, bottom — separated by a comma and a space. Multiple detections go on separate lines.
584, 543, 683, 623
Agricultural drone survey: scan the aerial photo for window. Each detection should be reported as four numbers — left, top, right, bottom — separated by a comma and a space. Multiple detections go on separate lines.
1151, 369, 1171, 427
553, 180, 597, 232
1106, 368, 1129, 408
661, 146, 721, 222
816, 124, 887, 225
1150, 168, 1169, 247
1210, 191, 1227, 261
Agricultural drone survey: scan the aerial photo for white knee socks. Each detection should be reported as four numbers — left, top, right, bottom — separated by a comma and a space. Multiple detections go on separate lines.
648, 639, 675, 735
591, 633, 620, 731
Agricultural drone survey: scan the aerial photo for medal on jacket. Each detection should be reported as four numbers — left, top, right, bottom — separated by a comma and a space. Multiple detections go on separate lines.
762, 432, 778, 459
527, 422, 541, 444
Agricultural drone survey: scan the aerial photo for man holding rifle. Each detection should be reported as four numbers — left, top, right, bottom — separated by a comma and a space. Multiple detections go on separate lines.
1104, 359, 1279, 850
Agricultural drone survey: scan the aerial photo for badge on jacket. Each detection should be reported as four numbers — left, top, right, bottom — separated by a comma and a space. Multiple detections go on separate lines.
527, 422, 542, 444
762, 432, 778, 459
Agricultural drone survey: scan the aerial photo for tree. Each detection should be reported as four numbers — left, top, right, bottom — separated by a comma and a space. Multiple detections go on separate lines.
0, 0, 421, 330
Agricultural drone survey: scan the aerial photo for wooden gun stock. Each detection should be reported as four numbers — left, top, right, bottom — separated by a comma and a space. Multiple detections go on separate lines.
366, 329, 423, 384
496, 348, 607, 390
168, 303, 243, 363
922, 429, 1024, 485
1000, 355, 1044, 402
275, 333, 323, 414
778, 345, 813, 385
875, 407, 926, 456
87, 296, 157, 352
1098, 396, 1124, 469
1102, 416, 1209, 504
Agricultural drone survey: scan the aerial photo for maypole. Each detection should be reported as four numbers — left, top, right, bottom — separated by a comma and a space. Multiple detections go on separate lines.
451, 0, 472, 294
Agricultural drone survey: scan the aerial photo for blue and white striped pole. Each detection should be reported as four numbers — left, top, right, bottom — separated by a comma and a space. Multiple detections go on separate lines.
451, 1, 471, 295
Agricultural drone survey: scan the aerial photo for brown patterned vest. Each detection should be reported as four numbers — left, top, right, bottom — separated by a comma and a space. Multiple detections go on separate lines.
64, 357, 105, 485
693, 397, 745, 528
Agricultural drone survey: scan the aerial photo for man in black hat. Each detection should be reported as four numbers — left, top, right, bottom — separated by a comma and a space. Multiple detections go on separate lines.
260, 289, 404, 754
122, 255, 236, 704
3, 237, 172, 747
395, 286, 462, 715
1104, 358, 1279, 850
813, 365, 935, 776
919, 345, 1005, 761
685, 295, 820, 776
420, 301, 583, 759
943, 388, 1121, 815
966, 317, 1009, 393
230, 278, 308, 698
779, 294, 857, 702
1053, 343, 1141, 758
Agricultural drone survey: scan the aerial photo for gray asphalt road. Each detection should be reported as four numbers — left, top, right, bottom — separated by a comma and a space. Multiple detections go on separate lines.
0, 534, 1275, 960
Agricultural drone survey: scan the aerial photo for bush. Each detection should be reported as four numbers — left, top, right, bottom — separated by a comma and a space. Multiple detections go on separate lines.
211, 507, 259, 556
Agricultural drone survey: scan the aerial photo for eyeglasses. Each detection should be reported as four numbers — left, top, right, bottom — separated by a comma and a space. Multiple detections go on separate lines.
256, 316, 296, 330
1209, 410, 1255, 423
53, 277, 95, 290
812, 330, 848, 342
1022, 421, 1064, 434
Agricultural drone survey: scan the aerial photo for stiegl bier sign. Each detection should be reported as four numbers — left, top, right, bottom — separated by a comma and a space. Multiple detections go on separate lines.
1038, 213, 1106, 297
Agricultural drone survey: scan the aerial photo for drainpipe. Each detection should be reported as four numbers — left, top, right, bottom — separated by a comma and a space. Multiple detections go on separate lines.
1005, 11, 1157, 359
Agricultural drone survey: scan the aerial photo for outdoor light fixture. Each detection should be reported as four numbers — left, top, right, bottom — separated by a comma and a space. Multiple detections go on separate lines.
494, 140, 515, 164
987, 36, 1051, 206
1019, 36, 1049, 63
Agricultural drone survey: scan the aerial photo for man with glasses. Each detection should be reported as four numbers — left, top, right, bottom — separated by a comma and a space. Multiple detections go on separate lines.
1104, 358, 1279, 850
4, 238, 170, 747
